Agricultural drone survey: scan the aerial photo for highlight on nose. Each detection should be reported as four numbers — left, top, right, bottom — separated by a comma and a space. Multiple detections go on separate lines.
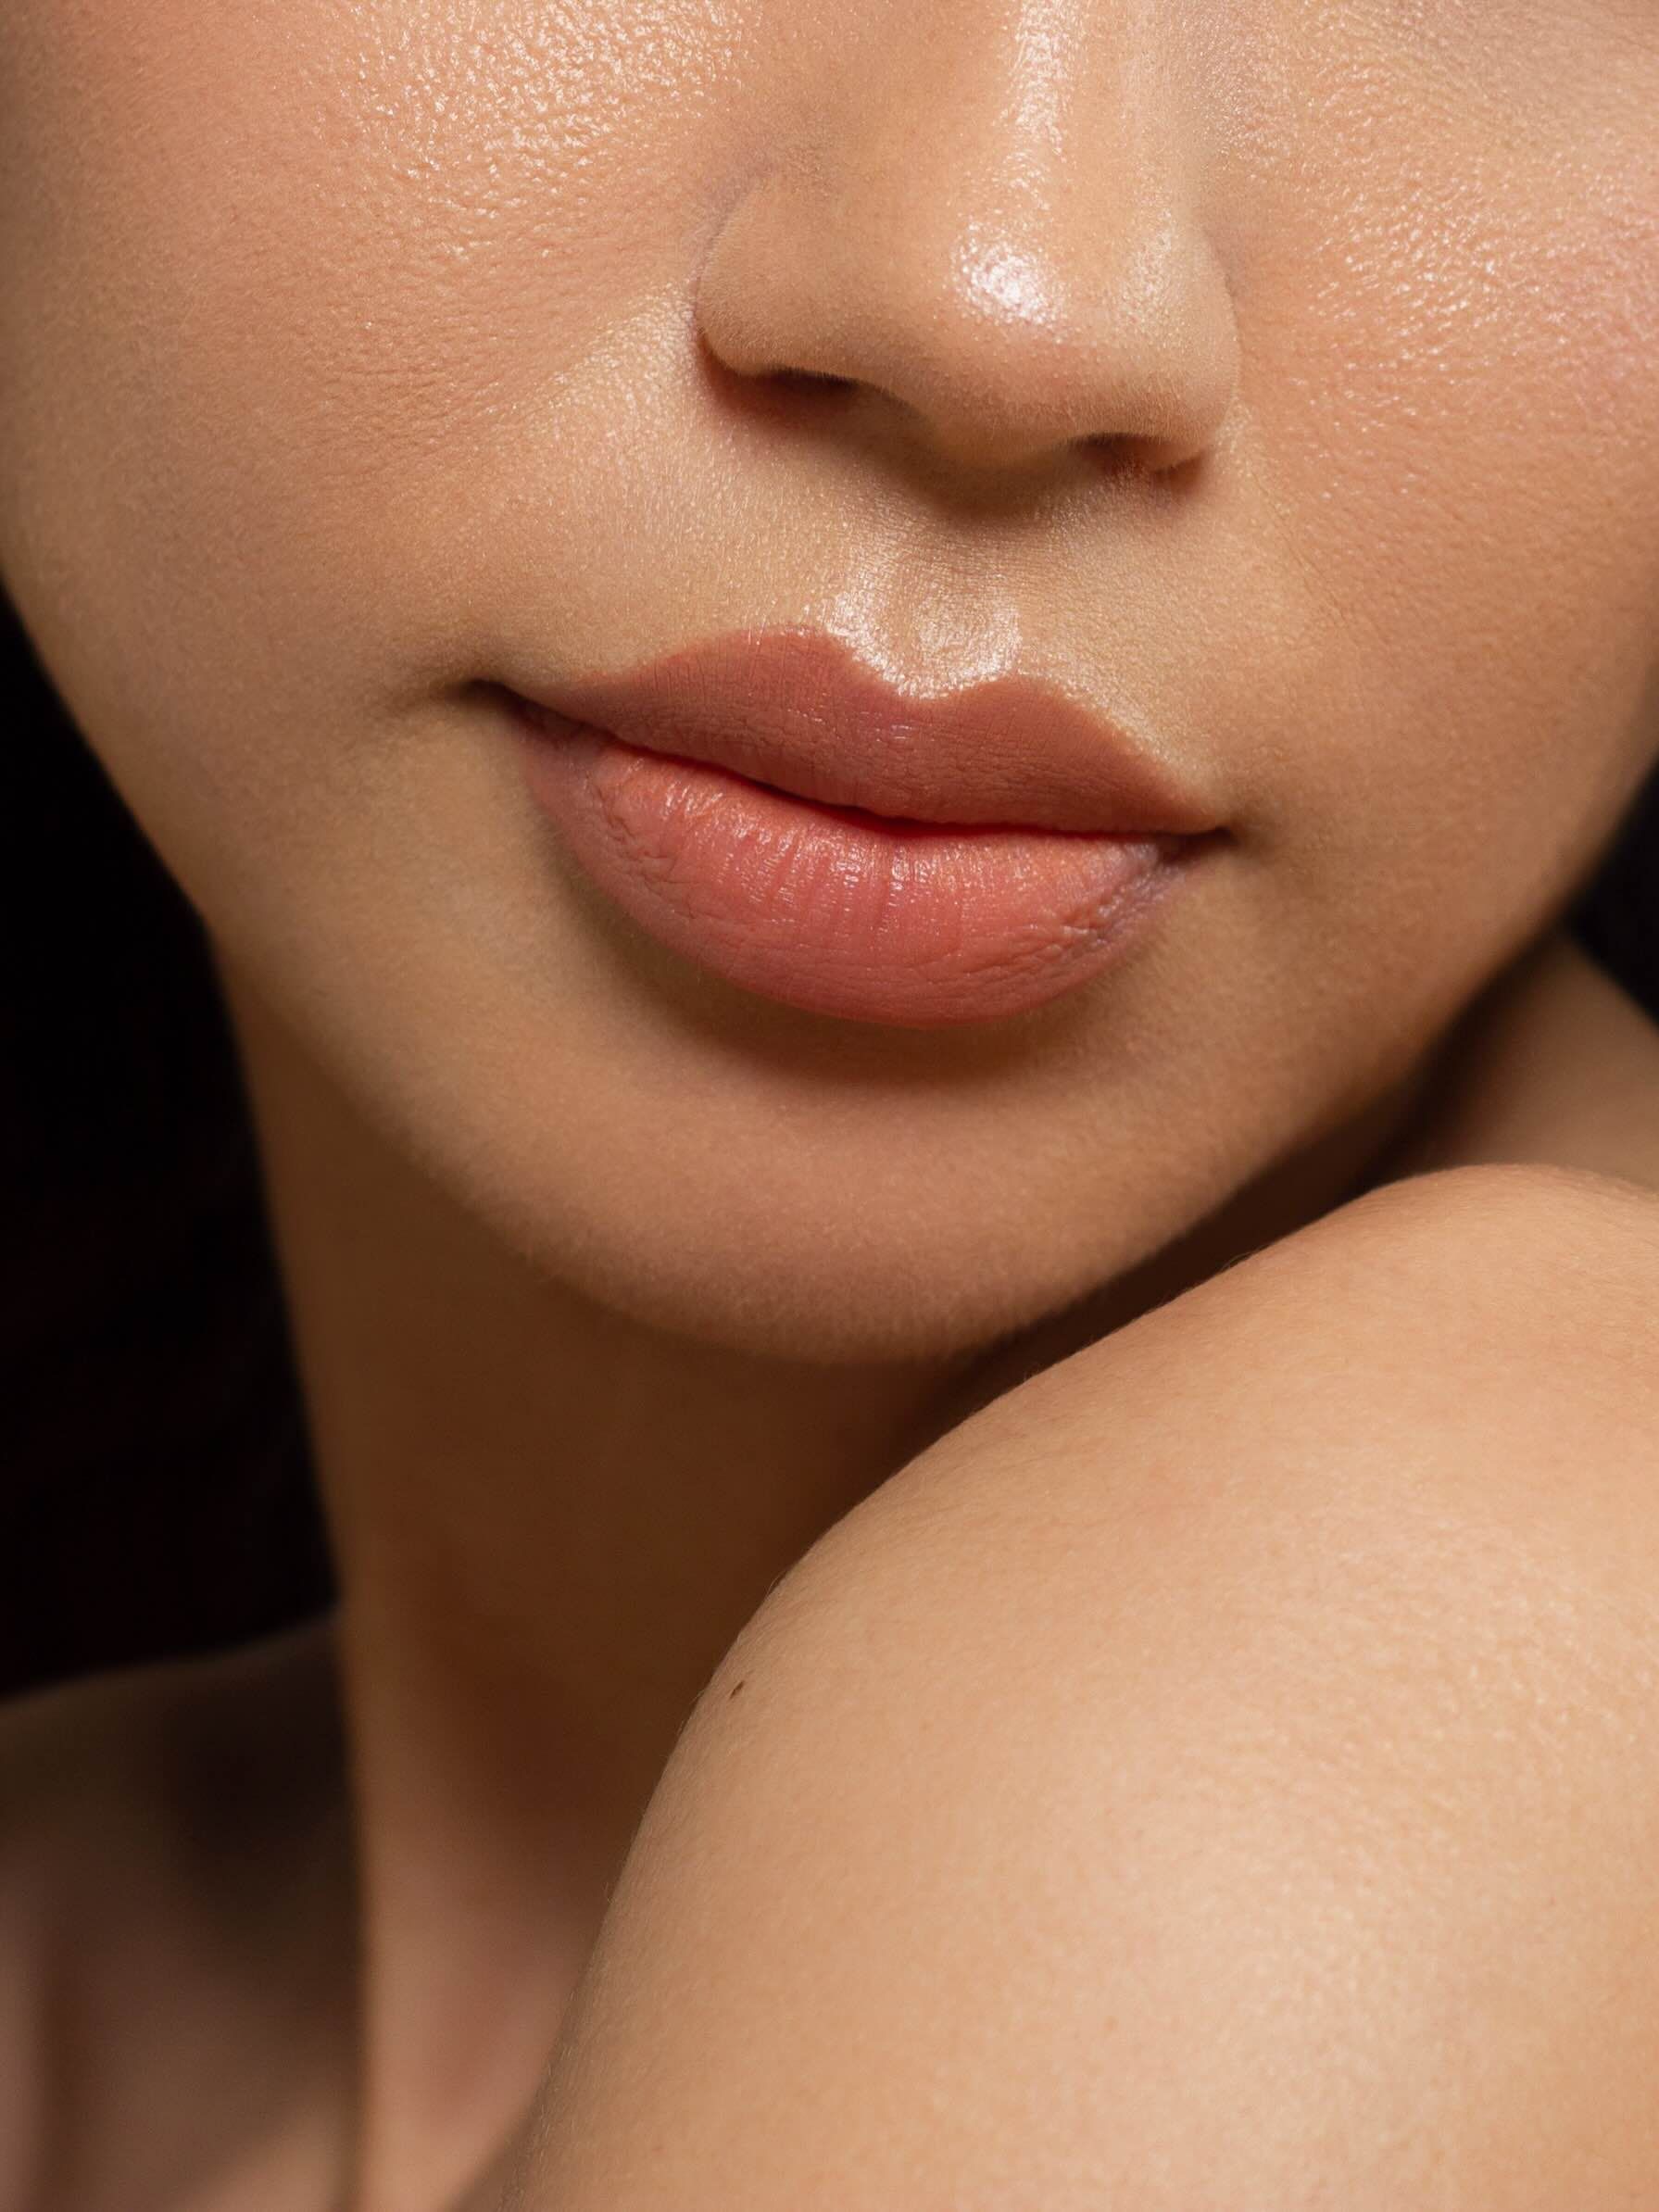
695, 161, 1238, 483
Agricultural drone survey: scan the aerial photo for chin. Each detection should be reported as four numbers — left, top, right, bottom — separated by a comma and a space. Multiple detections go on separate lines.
467, 1137, 1163, 1367
408, 1074, 1253, 1370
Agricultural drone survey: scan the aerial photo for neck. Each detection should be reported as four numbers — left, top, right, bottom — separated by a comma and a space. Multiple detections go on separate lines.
213, 956, 1443, 2212
216, 962, 966, 2212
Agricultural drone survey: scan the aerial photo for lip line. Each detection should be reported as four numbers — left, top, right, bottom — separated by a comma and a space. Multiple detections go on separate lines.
519, 717, 1185, 847
496, 625, 1221, 839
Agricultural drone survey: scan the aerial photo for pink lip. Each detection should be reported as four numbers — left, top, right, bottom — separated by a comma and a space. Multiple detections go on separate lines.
501, 628, 1221, 1029
509, 626, 1214, 836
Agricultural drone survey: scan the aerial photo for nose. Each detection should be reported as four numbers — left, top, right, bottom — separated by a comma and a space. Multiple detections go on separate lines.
696, 6, 1238, 486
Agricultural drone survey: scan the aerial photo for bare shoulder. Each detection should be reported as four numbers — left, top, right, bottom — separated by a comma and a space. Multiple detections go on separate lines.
798, 1157, 1659, 1628
1199, 1153, 1659, 1436
511, 1159, 1659, 2210
1246, 1150, 1659, 1301
959, 1154, 1658, 1506
0, 1622, 350, 2212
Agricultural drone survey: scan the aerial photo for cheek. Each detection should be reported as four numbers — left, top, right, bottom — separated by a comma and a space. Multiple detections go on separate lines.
1226, 23, 1659, 968
0, 0, 745, 819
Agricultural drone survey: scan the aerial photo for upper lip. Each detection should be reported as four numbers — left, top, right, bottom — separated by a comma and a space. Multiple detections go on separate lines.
504, 627, 1218, 836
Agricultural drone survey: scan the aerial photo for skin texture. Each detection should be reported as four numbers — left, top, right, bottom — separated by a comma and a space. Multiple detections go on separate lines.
3, 2, 1656, 1364
511, 1163, 1659, 2210
0, 2, 1657, 2207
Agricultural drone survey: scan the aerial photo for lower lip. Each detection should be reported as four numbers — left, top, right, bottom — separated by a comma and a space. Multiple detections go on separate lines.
516, 714, 1196, 1028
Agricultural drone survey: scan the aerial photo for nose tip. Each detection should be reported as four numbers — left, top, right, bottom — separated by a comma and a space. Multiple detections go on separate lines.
697, 155, 1238, 485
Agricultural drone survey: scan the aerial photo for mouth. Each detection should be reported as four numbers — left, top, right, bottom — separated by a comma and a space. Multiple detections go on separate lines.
502, 624, 1219, 837
494, 626, 1224, 1029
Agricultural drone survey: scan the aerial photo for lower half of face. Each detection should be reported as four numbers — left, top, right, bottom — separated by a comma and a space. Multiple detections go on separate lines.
2, 0, 1655, 1362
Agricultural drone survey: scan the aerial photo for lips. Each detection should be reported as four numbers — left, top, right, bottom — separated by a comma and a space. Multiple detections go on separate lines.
505, 626, 1215, 838
500, 627, 1220, 1027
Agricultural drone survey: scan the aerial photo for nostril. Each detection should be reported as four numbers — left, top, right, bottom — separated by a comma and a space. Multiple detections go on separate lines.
706, 358, 865, 434
768, 368, 857, 399
697, 328, 865, 428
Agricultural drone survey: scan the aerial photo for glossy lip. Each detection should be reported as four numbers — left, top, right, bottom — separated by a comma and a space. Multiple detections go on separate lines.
502, 626, 1219, 837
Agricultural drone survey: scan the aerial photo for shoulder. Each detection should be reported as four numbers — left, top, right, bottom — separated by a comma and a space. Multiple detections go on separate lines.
895, 1157, 1659, 1538
514, 1162, 1659, 2210
1114, 1150, 1659, 1388
758, 1161, 1659, 1667
1233, 1152, 1659, 1315
0, 1622, 349, 2211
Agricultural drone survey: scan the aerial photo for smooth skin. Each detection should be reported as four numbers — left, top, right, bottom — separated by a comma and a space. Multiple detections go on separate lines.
506, 1150, 1659, 2212
1, 0, 1658, 2206
493, 930, 1659, 2209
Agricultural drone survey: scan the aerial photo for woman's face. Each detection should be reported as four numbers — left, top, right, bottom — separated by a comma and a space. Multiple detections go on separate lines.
3, 2, 1655, 1361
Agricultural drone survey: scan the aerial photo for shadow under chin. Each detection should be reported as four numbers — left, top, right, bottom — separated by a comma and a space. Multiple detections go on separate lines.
901, 1048, 1444, 1463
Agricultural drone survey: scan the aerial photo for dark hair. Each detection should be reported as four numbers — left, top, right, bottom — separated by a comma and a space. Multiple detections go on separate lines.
2, 584, 1655, 1697
2, 589, 331, 1697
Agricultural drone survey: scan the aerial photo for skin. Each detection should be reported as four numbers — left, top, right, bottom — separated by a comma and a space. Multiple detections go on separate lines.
0, 0, 1657, 2206
506, 1154, 1659, 2211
